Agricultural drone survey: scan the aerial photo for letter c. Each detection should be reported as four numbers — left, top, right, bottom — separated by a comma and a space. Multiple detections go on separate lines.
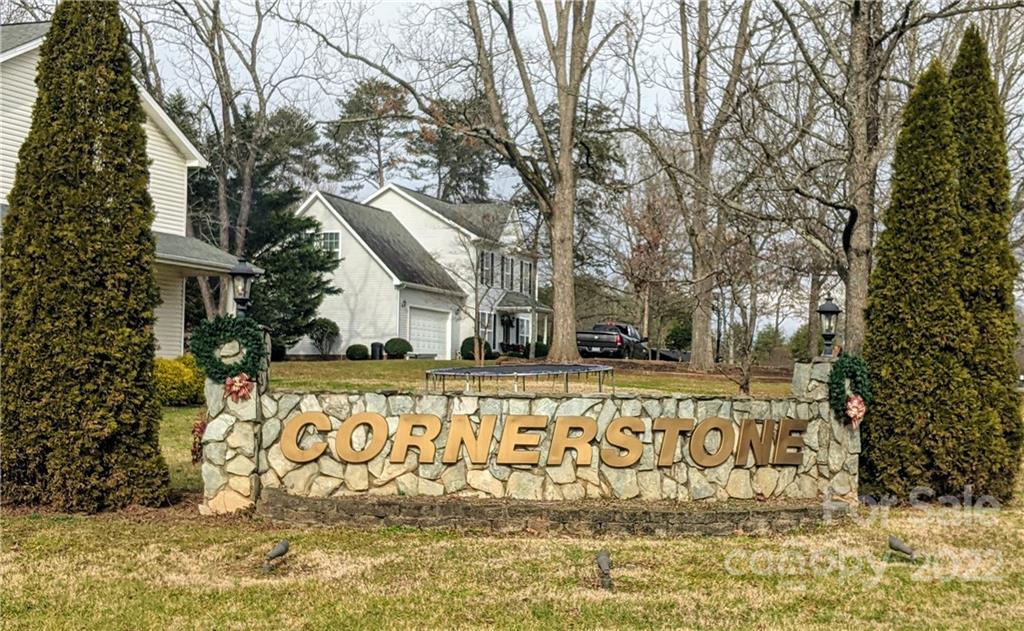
280, 412, 331, 463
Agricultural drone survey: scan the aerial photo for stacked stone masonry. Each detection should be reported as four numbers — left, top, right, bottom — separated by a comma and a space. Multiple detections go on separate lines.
200, 358, 856, 514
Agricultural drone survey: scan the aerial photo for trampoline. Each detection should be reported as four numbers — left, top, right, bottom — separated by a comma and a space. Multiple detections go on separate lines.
426, 363, 615, 394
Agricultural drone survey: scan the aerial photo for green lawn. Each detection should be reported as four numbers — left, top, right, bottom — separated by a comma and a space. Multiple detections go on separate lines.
2, 406, 1022, 629
271, 359, 793, 397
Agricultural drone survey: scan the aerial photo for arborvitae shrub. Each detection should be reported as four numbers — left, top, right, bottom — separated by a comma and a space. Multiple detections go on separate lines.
862, 62, 989, 500
345, 344, 370, 361
0, 0, 170, 510
384, 337, 413, 359
950, 26, 1022, 501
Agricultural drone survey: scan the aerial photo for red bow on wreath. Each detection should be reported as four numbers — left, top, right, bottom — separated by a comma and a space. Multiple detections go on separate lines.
845, 394, 866, 429
224, 373, 255, 403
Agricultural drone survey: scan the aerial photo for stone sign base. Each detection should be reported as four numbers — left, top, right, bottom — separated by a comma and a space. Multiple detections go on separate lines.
258, 488, 848, 535
199, 355, 855, 520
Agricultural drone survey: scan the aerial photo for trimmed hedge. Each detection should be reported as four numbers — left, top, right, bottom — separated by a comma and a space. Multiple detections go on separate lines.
385, 337, 413, 359
346, 344, 370, 360
460, 336, 498, 360
155, 355, 205, 406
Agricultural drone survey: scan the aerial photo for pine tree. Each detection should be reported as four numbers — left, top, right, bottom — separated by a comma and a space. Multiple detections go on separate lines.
950, 26, 1022, 501
862, 62, 990, 500
0, 0, 170, 510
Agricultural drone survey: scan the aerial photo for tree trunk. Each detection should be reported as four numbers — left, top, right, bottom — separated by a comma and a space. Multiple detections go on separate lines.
842, 0, 879, 354
546, 181, 580, 362
690, 250, 715, 371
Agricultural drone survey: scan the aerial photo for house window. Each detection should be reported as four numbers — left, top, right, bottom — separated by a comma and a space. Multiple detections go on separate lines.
503, 256, 514, 290
318, 231, 340, 259
479, 250, 494, 287
517, 316, 531, 345
478, 310, 493, 342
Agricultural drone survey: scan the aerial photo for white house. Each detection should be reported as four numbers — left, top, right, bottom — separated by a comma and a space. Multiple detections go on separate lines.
0, 21, 238, 357
289, 184, 550, 359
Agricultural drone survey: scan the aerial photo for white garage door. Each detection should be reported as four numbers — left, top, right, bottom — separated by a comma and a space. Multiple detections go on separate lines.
408, 307, 449, 359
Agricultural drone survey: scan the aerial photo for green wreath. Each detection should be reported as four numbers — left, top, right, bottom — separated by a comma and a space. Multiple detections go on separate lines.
828, 354, 872, 425
190, 315, 267, 382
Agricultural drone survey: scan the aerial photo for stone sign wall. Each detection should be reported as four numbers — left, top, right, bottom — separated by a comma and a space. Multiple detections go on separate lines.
199, 359, 858, 514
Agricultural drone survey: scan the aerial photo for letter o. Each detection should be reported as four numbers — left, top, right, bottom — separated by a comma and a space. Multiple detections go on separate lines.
335, 412, 388, 463
689, 416, 736, 468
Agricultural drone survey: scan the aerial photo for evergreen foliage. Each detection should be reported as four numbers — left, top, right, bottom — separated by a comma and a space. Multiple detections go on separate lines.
0, 1, 169, 510
308, 318, 341, 358
787, 324, 823, 364
753, 327, 785, 364
460, 336, 497, 361
406, 94, 496, 202
666, 316, 693, 352
862, 62, 989, 499
326, 79, 411, 190
949, 26, 1022, 500
345, 344, 370, 361
154, 356, 205, 406
190, 316, 268, 381
384, 337, 413, 359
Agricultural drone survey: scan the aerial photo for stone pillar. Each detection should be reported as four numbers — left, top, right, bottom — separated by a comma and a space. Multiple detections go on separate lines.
791, 358, 834, 400
199, 342, 263, 515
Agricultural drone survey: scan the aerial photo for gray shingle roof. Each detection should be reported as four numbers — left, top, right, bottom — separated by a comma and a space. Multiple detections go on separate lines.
320, 192, 462, 294
496, 291, 552, 313
1, 21, 49, 54
154, 231, 238, 273
393, 184, 512, 242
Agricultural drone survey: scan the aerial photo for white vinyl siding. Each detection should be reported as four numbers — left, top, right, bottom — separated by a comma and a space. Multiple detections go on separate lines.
0, 50, 36, 205
154, 265, 185, 358
145, 118, 189, 235
1, 48, 189, 236
289, 197, 400, 356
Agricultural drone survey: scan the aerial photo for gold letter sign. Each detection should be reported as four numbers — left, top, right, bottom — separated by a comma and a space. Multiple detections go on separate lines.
278, 410, 807, 469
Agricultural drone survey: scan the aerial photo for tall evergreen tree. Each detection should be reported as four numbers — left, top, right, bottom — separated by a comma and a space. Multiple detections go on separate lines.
1, 0, 169, 510
325, 79, 411, 190
950, 26, 1021, 500
406, 94, 496, 202
862, 62, 990, 500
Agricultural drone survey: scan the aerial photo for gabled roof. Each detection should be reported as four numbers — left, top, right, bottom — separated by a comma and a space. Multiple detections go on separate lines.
0, 21, 207, 168
0, 21, 49, 54
365, 183, 512, 242
303, 191, 462, 295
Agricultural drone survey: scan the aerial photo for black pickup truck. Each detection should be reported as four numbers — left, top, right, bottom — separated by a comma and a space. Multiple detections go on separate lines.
576, 323, 648, 359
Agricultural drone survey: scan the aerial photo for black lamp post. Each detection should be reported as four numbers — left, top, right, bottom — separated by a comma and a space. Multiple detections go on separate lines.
229, 257, 260, 317
817, 295, 841, 358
